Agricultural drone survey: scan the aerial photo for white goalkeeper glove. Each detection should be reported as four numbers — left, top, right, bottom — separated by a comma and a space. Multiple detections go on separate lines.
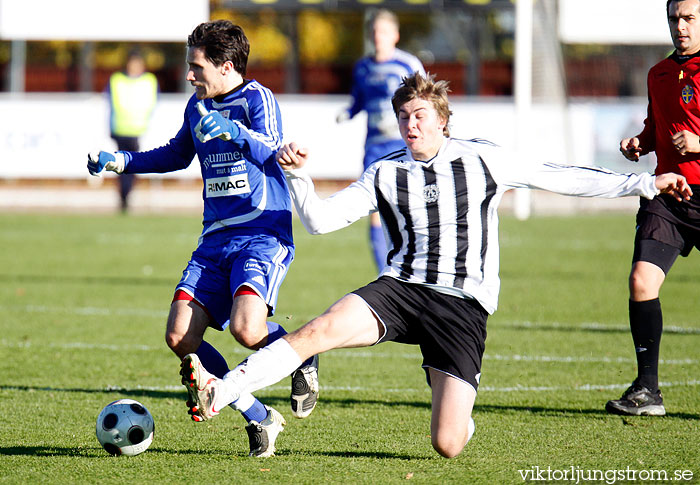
87, 151, 126, 177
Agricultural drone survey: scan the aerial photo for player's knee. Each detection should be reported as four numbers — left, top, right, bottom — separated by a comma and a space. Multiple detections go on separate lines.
165, 329, 198, 358
629, 270, 645, 295
629, 269, 659, 300
229, 323, 266, 350
432, 435, 467, 459
431, 422, 471, 458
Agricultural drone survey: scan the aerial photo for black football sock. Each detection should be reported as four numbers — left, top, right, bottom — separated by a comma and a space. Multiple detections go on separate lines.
629, 298, 662, 391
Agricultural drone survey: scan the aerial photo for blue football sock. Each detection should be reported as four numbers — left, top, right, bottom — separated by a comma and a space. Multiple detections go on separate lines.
239, 397, 269, 423
370, 224, 387, 271
267, 321, 314, 368
196, 342, 269, 423
195, 340, 230, 378
266, 320, 288, 344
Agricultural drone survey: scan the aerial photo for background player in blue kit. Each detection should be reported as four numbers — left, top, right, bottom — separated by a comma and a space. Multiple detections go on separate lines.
337, 9, 425, 271
87, 20, 318, 457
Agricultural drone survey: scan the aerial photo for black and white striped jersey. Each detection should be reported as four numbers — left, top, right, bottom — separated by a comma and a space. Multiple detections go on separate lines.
285, 137, 659, 314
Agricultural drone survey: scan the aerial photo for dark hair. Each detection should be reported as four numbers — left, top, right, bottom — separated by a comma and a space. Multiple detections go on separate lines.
391, 72, 452, 137
667, 0, 699, 13
187, 20, 249, 76
126, 48, 143, 62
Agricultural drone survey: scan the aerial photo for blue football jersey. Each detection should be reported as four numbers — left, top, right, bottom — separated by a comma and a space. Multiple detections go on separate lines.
123, 80, 292, 246
346, 49, 425, 148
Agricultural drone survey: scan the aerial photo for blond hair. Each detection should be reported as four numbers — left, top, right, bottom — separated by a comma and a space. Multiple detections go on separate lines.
391, 72, 452, 137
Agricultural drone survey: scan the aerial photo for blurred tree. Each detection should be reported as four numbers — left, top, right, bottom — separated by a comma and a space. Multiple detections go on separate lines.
299, 10, 341, 63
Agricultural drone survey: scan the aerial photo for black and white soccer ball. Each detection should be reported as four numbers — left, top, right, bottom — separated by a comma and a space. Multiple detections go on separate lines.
96, 399, 154, 456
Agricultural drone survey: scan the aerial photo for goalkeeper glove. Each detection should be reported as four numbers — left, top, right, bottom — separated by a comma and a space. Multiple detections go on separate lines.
194, 101, 240, 143
87, 151, 126, 177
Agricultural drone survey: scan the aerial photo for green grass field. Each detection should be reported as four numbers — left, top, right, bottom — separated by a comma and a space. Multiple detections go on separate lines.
1, 212, 698, 484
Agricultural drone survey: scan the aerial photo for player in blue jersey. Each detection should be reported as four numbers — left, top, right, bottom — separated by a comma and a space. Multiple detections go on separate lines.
86, 20, 318, 457
337, 9, 425, 271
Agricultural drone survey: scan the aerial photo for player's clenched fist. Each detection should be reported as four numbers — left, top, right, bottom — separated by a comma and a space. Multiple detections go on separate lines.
87, 151, 126, 177
276, 142, 309, 170
619, 137, 642, 162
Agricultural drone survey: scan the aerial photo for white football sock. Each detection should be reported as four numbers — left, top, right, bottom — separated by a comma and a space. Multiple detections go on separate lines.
228, 392, 255, 412
223, 338, 303, 394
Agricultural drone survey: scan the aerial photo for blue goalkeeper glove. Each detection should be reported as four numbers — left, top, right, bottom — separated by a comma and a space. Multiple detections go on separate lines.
194, 101, 240, 143
87, 151, 126, 177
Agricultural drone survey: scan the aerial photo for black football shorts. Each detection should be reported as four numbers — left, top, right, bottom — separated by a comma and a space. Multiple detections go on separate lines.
352, 276, 488, 391
633, 189, 700, 273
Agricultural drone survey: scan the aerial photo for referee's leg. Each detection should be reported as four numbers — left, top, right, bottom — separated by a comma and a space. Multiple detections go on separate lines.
429, 368, 477, 458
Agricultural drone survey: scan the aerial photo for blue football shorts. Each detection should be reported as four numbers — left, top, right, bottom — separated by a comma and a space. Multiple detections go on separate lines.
175, 230, 294, 331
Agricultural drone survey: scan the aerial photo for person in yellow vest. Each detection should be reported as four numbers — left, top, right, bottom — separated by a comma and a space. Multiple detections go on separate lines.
107, 49, 158, 212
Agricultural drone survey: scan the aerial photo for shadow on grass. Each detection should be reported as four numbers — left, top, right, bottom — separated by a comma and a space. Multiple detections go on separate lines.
0, 386, 429, 410
0, 444, 427, 460
260, 394, 431, 410
5, 386, 698, 420
0, 445, 241, 458
0, 446, 92, 457
300, 450, 431, 460
475, 403, 700, 420
0, 272, 174, 287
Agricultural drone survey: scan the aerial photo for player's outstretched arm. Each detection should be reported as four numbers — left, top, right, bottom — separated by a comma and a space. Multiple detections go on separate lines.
278, 142, 376, 235
620, 136, 643, 162
276, 142, 309, 171
655, 173, 693, 202
87, 151, 126, 177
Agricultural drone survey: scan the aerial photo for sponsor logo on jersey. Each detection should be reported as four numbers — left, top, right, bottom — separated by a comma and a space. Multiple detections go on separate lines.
244, 259, 270, 276
205, 174, 251, 198
682, 84, 694, 104
424, 183, 440, 203
202, 152, 244, 169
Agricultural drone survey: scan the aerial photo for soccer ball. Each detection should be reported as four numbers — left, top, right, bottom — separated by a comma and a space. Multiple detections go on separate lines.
96, 399, 154, 456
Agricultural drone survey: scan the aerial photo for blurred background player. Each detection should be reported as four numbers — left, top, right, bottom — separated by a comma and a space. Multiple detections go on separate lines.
87, 20, 318, 457
180, 72, 691, 458
606, 0, 700, 417
107, 49, 158, 212
336, 9, 425, 271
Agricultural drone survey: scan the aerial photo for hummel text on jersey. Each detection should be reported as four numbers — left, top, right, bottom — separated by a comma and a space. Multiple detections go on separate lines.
202, 151, 243, 169
206, 174, 251, 198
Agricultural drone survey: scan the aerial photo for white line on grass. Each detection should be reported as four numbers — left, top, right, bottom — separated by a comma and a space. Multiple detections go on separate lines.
2, 339, 697, 365
1, 304, 167, 319
496, 320, 700, 335
5, 303, 700, 335
6, 380, 698, 395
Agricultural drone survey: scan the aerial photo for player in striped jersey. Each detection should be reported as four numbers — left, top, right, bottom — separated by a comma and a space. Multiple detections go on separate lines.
337, 9, 426, 271
181, 73, 691, 457
87, 20, 317, 457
